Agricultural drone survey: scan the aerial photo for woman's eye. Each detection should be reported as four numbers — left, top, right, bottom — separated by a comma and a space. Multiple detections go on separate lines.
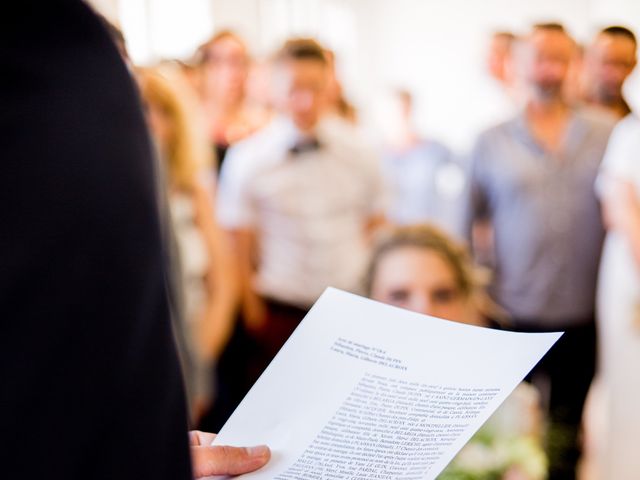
388, 289, 409, 303
432, 288, 459, 303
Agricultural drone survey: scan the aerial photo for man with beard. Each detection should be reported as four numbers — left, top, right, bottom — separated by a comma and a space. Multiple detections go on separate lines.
465, 23, 615, 480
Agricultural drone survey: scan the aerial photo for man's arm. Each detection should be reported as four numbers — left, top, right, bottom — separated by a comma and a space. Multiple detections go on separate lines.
230, 227, 268, 331
216, 140, 266, 331
464, 135, 494, 264
0, 3, 192, 478
597, 118, 640, 270
193, 180, 239, 361
602, 178, 640, 269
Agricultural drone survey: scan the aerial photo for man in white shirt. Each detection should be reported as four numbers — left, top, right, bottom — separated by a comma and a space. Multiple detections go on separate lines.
216, 38, 386, 387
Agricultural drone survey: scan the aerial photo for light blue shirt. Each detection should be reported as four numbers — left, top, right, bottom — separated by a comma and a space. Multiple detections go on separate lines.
383, 140, 466, 237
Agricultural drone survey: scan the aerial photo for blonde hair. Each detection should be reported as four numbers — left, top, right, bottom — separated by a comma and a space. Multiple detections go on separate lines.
137, 67, 213, 191
365, 224, 504, 323
193, 30, 249, 66
188, 30, 251, 104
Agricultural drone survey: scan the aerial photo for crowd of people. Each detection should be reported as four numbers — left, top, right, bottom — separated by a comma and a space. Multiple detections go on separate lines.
129, 20, 639, 480
3, 2, 640, 479
133, 22, 636, 479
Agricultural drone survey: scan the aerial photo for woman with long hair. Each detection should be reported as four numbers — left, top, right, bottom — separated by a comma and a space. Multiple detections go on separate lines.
366, 224, 546, 480
137, 67, 237, 422
192, 30, 269, 170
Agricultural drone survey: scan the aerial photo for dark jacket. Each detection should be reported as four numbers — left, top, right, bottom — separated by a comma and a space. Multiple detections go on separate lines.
0, 1, 192, 478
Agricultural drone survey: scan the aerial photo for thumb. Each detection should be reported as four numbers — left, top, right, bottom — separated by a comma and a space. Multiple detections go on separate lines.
191, 444, 271, 478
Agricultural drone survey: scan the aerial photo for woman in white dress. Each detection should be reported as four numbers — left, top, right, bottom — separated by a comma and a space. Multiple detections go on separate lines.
595, 114, 640, 480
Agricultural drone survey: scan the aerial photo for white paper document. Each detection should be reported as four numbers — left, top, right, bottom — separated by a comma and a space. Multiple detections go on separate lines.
212, 288, 562, 479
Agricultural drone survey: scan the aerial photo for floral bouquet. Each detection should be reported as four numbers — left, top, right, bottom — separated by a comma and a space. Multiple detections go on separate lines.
438, 432, 547, 480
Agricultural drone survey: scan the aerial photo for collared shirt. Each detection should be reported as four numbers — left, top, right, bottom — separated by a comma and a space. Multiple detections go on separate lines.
467, 108, 615, 327
217, 116, 387, 307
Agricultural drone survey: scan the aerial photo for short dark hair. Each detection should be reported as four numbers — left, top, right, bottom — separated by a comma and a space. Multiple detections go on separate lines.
533, 22, 567, 33
395, 88, 413, 107
274, 38, 328, 65
600, 25, 637, 45
493, 31, 517, 43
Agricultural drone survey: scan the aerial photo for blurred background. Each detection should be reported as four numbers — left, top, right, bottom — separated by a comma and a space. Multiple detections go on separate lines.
91, 0, 640, 149
80, 2, 640, 479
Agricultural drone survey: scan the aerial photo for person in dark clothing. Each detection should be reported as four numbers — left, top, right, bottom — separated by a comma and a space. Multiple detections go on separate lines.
0, 2, 268, 478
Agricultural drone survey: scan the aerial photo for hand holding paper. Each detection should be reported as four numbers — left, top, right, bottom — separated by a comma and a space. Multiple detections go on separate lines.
209, 288, 561, 479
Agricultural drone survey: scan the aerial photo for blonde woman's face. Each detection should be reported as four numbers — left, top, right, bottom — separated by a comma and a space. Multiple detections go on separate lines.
370, 246, 475, 325
204, 37, 248, 99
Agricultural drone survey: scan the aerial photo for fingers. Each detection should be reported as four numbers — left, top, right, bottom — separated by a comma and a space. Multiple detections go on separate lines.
189, 431, 200, 446
191, 444, 271, 478
189, 430, 217, 446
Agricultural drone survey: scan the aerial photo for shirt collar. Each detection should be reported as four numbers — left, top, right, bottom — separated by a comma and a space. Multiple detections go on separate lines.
510, 107, 587, 158
269, 115, 331, 153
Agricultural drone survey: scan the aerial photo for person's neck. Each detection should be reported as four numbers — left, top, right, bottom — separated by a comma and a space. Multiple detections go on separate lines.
296, 126, 317, 138
204, 94, 242, 119
593, 94, 630, 120
525, 96, 571, 153
204, 96, 245, 143
389, 129, 421, 152
526, 96, 568, 118
292, 119, 320, 138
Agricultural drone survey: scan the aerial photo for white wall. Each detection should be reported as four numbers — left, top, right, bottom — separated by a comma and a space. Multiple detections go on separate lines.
344, 0, 640, 151
98, 0, 640, 152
